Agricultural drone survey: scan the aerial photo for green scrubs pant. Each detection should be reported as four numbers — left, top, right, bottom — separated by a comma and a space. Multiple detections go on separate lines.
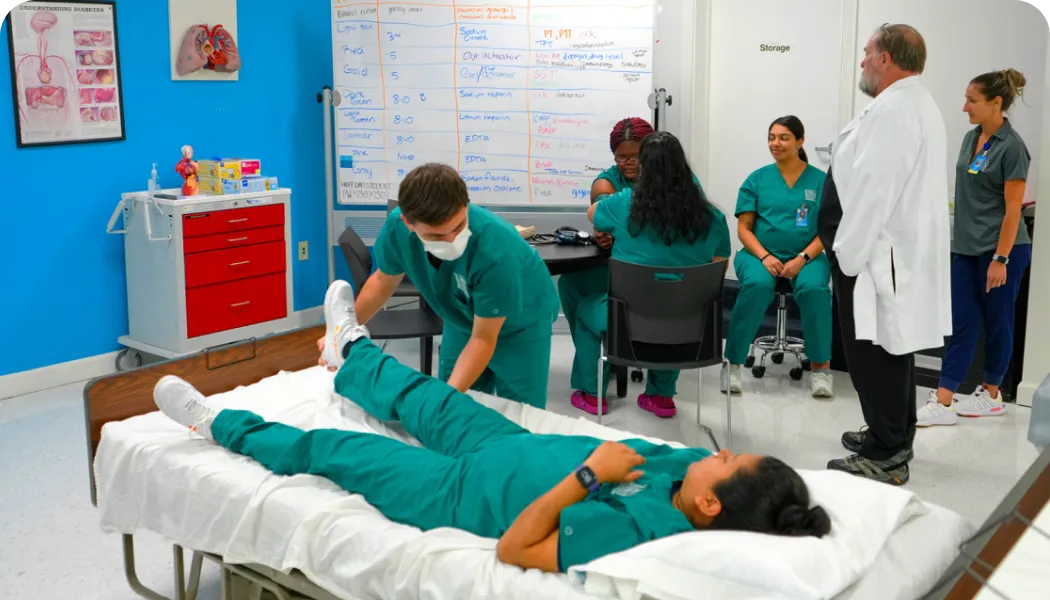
437, 321, 553, 409
572, 292, 679, 398
725, 251, 832, 365
210, 338, 528, 534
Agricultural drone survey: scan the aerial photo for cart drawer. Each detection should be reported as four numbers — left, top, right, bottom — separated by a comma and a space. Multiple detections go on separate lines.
185, 241, 286, 288
183, 204, 284, 238
183, 225, 285, 254
186, 273, 287, 338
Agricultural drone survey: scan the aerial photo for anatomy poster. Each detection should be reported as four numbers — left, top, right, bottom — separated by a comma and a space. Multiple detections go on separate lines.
6, 1, 125, 147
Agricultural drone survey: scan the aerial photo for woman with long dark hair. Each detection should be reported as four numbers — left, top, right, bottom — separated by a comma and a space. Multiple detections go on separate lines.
724, 116, 833, 398
568, 131, 731, 418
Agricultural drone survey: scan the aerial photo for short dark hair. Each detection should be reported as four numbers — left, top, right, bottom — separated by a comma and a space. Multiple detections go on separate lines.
769, 116, 808, 163
874, 24, 926, 74
972, 69, 1028, 112
397, 163, 469, 225
708, 456, 832, 538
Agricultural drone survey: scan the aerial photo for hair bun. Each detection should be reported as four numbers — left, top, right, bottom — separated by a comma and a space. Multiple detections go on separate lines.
777, 504, 832, 538
1002, 68, 1028, 95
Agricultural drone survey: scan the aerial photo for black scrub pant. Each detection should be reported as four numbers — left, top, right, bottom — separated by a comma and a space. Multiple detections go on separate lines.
831, 260, 916, 462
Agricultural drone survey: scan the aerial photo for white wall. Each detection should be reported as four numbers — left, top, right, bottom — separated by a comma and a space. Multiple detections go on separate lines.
704, 0, 850, 277
853, 0, 1048, 205
1018, 33, 1050, 407
697, 0, 1048, 279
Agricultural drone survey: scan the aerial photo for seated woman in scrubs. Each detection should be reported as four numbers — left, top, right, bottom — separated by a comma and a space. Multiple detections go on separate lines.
568, 131, 731, 417
724, 116, 833, 398
559, 117, 655, 401
917, 69, 1033, 427
154, 280, 831, 574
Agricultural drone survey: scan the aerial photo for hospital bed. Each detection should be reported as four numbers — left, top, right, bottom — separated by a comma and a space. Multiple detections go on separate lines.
85, 325, 976, 600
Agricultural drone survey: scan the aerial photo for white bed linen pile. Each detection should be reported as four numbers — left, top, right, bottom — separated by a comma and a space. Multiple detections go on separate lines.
94, 367, 972, 600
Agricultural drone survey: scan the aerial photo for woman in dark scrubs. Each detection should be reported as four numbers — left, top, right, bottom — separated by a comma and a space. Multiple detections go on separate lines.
917, 69, 1032, 427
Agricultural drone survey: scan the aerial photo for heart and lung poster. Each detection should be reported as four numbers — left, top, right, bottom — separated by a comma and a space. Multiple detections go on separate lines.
6, 1, 125, 147
169, 0, 239, 81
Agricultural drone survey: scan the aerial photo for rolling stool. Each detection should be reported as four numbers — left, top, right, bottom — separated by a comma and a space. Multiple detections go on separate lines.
746, 278, 811, 381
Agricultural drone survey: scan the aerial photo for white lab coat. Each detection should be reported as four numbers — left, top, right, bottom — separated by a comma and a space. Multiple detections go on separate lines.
831, 76, 952, 355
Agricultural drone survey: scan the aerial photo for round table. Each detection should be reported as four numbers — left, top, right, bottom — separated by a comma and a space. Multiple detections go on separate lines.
531, 242, 629, 398
531, 242, 608, 276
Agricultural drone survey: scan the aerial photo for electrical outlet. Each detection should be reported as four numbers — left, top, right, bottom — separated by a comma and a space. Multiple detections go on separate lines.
298, 241, 309, 261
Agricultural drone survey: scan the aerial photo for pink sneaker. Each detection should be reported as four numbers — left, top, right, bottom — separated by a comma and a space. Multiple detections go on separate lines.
638, 394, 676, 418
571, 391, 609, 415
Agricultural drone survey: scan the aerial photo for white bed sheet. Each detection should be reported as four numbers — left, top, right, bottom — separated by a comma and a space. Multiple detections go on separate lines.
94, 367, 969, 600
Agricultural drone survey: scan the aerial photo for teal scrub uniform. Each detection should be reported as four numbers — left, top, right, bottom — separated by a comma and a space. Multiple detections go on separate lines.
210, 337, 710, 571
571, 187, 732, 398
724, 164, 832, 365
374, 205, 560, 408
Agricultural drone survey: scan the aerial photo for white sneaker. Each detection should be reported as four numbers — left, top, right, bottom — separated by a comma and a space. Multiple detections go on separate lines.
720, 363, 742, 394
154, 375, 220, 439
320, 281, 369, 370
956, 386, 1008, 418
917, 391, 958, 427
811, 371, 834, 398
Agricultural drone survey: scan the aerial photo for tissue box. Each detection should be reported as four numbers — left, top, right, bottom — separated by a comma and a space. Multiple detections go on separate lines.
223, 176, 279, 194
200, 158, 262, 180
198, 175, 224, 195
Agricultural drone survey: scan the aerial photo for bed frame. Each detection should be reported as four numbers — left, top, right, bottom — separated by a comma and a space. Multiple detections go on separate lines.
83, 325, 347, 600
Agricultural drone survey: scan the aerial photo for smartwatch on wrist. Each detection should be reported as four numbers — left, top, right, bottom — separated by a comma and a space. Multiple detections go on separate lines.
574, 464, 600, 493
799, 252, 811, 263
993, 254, 1009, 265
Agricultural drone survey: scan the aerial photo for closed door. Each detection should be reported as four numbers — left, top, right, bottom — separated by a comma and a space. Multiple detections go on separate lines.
705, 0, 847, 277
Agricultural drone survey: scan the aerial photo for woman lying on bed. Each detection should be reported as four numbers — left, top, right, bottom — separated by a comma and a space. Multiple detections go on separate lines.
153, 281, 832, 574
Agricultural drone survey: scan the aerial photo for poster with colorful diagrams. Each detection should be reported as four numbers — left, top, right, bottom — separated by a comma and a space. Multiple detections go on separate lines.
6, 1, 125, 147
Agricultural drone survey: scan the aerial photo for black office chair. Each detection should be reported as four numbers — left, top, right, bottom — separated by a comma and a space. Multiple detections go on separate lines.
337, 226, 443, 375
746, 278, 810, 381
599, 259, 731, 450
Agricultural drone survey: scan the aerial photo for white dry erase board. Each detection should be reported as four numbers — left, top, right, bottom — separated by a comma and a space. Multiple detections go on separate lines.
330, 0, 656, 206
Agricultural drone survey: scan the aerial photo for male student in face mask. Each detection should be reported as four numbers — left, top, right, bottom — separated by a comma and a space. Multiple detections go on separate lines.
329, 163, 560, 408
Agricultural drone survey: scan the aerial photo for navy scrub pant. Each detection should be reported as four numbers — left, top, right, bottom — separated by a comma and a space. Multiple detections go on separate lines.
939, 245, 1032, 392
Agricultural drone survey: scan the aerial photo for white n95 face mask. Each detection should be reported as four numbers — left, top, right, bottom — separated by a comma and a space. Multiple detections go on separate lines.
421, 226, 472, 261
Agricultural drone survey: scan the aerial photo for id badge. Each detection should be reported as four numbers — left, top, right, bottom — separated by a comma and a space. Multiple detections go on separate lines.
968, 154, 988, 174
795, 205, 809, 227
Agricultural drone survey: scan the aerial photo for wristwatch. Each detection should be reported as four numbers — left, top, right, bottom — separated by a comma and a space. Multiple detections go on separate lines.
798, 252, 811, 263
574, 465, 601, 493
993, 254, 1010, 265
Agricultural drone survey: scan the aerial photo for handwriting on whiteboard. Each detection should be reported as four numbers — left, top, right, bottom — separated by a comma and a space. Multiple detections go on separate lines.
331, 0, 655, 205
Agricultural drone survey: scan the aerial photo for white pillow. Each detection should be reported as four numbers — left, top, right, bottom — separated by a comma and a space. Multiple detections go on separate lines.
570, 470, 928, 600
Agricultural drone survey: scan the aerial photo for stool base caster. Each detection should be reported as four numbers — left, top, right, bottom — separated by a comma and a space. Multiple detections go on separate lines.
751, 365, 766, 379
630, 369, 644, 383
801, 359, 812, 371
744, 356, 756, 368
789, 367, 804, 381
771, 352, 784, 365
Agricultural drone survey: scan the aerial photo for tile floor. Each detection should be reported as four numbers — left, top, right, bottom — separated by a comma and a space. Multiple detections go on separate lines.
0, 336, 1040, 599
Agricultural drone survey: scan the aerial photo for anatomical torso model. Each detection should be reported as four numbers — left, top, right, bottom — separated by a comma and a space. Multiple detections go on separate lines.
176, 145, 200, 197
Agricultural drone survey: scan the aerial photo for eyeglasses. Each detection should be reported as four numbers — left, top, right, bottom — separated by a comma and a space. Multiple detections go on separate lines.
614, 154, 639, 165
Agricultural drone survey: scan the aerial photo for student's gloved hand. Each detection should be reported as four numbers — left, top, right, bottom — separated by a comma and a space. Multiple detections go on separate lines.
584, 441, 646, 484
317, 337, 338, 372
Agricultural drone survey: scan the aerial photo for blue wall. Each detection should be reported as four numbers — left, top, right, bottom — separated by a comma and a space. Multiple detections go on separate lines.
0, 0, 334, 376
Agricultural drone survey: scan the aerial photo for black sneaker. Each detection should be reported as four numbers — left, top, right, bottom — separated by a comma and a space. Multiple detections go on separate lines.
840, 427, 915, 462
827, 450, 911, 486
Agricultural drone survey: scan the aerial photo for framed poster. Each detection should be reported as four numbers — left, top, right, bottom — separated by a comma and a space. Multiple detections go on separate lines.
6, 1, 126, 148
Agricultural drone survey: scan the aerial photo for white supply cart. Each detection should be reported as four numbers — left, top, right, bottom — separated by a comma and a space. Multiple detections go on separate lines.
106, 188, 295, 369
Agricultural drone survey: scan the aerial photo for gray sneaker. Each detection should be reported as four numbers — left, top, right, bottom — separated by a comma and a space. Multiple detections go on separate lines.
840, 427, 915, 462
827, 450, 911, 486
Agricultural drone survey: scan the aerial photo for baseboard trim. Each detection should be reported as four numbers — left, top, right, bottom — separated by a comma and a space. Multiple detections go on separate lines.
1016, 380, 1038, 408
0, 351, 120, 401
0, 307, 325, 401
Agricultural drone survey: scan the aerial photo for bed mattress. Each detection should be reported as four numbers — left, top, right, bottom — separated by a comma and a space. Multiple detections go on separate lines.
94, 367, 970, 600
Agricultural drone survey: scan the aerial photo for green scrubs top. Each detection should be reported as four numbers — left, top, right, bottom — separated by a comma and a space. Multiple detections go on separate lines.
735, 164, 826, 260
374, 205, 560, 335
595, 165, 705, 197
953, 119, 1032, 255
593, 188, 732, 265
